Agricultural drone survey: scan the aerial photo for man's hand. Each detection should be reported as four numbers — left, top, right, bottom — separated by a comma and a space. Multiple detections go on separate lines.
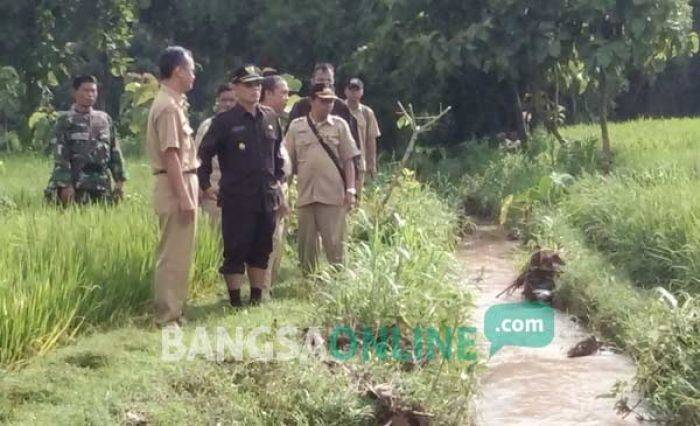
205, 187, 219, 201
277, 194, 291, 218
179, 196, 197, 224
344, 193, 357, 210
59, 186, 75, 205
112, 181, 125, 201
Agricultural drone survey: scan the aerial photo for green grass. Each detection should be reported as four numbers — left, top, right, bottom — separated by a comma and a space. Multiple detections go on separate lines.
0, 154, 221, 366
420, 117, 700, 422
530, 210, 700, 424
0, 154, 477, 424
562, 117, 700, 174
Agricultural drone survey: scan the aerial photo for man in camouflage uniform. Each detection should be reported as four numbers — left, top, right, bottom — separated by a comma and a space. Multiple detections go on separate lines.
44, 75, 127, 204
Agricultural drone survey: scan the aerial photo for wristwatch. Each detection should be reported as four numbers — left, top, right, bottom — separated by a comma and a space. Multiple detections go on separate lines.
346, 188, 357, 195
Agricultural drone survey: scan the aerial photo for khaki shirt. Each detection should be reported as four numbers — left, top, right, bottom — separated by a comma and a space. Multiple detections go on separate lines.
146, 85, 199, 172
147, 85, 199, 214
349, 103, 381, 171
194, 117, 221, 192
285, 114, 360, 207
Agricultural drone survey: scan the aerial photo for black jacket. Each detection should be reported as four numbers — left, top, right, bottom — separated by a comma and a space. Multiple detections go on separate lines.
198, 103, 284, 200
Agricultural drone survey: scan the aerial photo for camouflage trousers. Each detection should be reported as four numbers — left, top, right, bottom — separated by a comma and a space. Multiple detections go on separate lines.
44, 183, 119, 205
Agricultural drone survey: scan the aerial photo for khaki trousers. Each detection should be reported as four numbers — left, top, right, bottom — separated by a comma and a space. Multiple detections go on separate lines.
153, 174, 198, 324
356, 170, 365, 200
266, 214, 286, 287
297, 203, 347, 273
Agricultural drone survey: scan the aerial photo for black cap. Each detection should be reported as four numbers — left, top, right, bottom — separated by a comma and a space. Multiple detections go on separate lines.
231, 65, 263, 84
346, 77, 364, 90
310, 83, 338, 100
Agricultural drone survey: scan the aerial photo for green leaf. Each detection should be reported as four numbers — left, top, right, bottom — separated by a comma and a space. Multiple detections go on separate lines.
28, 112, 46, 129
285, 94, 301, 114
396, 115, 411, 129
281, 74, 302, 93
135, 90, 155, 106
548, 40, 561, 58
498, 194, 514, 226
124, 82, 141, 93
689, 32, 699, 54
46, 71, 58, 87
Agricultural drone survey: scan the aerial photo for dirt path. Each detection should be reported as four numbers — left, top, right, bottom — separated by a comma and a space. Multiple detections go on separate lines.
458, 224, 641, 426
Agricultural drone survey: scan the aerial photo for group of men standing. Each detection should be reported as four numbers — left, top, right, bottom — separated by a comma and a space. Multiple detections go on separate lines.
43, 46, 381, 327
151, 47, 380, 326
42, 46, 380, 327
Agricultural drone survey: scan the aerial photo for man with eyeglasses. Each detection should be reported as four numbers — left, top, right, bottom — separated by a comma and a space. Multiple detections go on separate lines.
198, 65, 286, 307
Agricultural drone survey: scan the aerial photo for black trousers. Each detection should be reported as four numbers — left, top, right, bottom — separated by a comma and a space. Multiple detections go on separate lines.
219, 195, 276, 275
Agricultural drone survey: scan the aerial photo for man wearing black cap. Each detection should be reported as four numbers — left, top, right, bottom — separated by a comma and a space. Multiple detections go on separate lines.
345, 78, 381, 183
285, 83, 360, 274
198, 65, 286, 306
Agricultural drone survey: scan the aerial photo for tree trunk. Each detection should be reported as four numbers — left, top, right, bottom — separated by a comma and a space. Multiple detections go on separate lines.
599, 71, 612, 175
511, 81, 529, 143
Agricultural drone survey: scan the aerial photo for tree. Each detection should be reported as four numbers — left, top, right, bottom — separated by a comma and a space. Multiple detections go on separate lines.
0, 0, 138, 140
569, 0, 698, 173
0, 66, 23, 134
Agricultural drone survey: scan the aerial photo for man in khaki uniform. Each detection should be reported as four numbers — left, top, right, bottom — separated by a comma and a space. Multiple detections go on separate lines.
261, 74, 291, 287
345, 78, 381, 183
285, 83, 360, 273
195, 83, 237, 226
146, 46, 198, 326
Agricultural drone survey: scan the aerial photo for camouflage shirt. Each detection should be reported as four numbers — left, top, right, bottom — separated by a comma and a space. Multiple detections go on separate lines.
47, 105, 127, 194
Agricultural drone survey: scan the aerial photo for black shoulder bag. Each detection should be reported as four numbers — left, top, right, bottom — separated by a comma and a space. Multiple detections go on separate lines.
306, 115, 346, 187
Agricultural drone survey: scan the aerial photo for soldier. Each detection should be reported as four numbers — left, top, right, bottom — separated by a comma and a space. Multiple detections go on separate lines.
285, 83, 360, 274
288, 63, 362, 177
194, 83, 237, 225
146, 46, 198, 327
198, 65, 287, 307
44, 75, 127, 204
260, 74, 291, 287
344, 78, 381, 182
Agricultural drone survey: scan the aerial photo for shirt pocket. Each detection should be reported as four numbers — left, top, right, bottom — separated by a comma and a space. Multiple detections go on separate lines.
322, 133, 342, 158
180, 122, 194, 148
295, 137, 315, 162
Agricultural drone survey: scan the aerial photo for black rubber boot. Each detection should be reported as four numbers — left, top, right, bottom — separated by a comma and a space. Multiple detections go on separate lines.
250, 288, 263, 305
228, 288, 242, 307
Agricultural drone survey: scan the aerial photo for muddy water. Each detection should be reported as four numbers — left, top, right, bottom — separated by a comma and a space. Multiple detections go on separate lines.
459, 225, 641, 426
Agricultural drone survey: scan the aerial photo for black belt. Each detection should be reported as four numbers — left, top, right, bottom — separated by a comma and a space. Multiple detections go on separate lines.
153, 168, 197, 175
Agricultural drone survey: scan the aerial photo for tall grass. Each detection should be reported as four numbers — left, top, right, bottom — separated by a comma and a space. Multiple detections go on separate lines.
530, 210, 700, 423
1, 155, 478, 423
410, 118, 700, 422
315, 169, 469, 329
309, 169, 476, 423
561, 175, 700, 292
0, 154, 221, 366
562, 117, 700, 174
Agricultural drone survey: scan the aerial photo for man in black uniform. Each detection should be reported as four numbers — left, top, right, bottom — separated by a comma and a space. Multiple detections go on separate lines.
198, 65, 286, 306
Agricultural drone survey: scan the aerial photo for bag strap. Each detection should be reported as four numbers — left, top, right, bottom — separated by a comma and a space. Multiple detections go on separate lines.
306, 115, 346, 187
